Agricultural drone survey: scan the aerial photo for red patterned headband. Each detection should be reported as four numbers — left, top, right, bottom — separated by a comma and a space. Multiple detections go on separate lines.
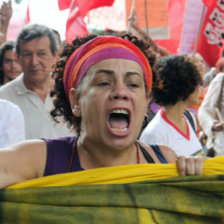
63, 36, 152, 98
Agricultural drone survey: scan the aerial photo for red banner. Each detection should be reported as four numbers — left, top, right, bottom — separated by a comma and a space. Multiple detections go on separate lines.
154, 0, 187, 54
58, 0, 72, 10
197, 0, 224, 66
25, 2, 30, 24
65, 1, 88, 44
59, 0, 115, 43
77, 0, 115, 17
202, 0, 217, 8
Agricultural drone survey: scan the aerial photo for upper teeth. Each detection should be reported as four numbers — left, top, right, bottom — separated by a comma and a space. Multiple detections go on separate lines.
111, 109, 129, 114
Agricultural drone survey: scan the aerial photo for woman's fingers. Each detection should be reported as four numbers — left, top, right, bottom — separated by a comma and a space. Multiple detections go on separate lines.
176, 156, 186, 176
194, 156, 204, 175
176, 156, 205, 176
185, 156, 195, 176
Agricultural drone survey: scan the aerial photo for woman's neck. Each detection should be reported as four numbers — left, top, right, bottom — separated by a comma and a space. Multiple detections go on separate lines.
76, 135, 138, 169
162, 102, 188, 135
162, 102, 187, 123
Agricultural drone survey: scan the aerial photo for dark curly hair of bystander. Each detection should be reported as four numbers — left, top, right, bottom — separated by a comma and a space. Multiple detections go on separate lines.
152, 55, 203, 106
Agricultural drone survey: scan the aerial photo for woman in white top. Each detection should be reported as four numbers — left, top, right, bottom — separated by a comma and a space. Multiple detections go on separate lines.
198, 72, 224, 156
140, 55, 204, 156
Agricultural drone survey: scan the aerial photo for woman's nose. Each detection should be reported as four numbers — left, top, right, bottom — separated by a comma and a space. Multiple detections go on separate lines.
110, 83, 130, 101
12, 61, 18, 69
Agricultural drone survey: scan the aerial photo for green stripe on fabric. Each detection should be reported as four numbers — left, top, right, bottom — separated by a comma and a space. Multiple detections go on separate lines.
0, 175, 223, 223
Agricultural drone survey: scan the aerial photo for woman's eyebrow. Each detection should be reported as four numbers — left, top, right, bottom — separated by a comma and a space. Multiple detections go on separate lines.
126, 71, 141, 77
95, 70, 141, 77
95, 69, 114, 75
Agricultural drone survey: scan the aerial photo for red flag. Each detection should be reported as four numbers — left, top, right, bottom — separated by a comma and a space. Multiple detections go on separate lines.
66, 1, 88, 44
154, 0, 187, 54
58, 0, 72, 10
197, 0, 224, 66
64, 0, 115, 43
77, 0, 115, 17
25, 2, 30, 24
202, 0, 216, 8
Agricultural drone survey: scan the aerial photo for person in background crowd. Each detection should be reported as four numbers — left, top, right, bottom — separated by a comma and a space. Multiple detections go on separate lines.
198, 70, 224, 156
0, 41, 22, 85
187, 53, 206, 132
0, 99, 25, 148
203, 57, 224, 89
140, 55, 204, 156
0, 24, 73, 139
0, 34, 207, 189
189, 52, 207, 77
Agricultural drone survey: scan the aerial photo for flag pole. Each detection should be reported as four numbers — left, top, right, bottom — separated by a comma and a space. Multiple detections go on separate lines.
144, 0, 149, 36
127, 0, 136, 34
193, 4, 206, 55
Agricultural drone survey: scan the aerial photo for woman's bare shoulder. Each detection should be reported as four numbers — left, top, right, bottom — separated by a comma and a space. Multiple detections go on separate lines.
158, 144, 177, 163
137, 141, 177, 163
11, 139, 46, 150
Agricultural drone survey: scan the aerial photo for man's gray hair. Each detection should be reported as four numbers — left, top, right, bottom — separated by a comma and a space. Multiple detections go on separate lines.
15, 24, 58, 56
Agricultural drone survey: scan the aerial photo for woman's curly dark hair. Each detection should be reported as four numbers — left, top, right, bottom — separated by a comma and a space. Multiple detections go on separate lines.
152, 55, 203, 106
50, 33, 156, 131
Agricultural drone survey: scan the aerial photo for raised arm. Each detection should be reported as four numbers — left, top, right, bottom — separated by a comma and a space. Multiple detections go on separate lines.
0, 0, 12, 45
0, 140, 46, 189
129, 10, 170, 57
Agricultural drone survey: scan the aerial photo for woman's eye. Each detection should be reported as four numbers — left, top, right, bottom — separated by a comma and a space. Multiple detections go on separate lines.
98, 81, 111, 87
128, 82, 139, 88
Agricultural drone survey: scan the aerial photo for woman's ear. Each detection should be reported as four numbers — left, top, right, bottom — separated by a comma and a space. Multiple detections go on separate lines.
69, 88, 81, 117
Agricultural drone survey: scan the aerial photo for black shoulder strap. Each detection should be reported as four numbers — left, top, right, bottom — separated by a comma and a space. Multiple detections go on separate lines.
136, 142, 155, 163
149, 144, 168, 164
184, 110, 196, 132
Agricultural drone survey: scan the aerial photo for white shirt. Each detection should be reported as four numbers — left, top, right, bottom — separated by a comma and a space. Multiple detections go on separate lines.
140, 109, 204, 156
198, 72, 224, 156
0, 99, 25, 148
0, 74, 73, 140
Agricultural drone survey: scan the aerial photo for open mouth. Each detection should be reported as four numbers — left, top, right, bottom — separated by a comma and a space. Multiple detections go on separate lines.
108, 109, 130, 135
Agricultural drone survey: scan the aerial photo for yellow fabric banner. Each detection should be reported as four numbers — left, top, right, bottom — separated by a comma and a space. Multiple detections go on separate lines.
8, 156, 224, 189
1, 156, 223, 223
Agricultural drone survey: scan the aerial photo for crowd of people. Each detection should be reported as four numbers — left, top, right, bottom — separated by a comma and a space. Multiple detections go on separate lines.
0, 1, 222, 191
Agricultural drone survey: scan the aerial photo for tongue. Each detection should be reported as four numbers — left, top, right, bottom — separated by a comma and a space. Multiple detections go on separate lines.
109, 117, 128, 129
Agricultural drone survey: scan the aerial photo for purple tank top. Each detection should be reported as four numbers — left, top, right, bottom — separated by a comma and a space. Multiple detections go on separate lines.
43, 136, 84, 176
43, 137, 167, 176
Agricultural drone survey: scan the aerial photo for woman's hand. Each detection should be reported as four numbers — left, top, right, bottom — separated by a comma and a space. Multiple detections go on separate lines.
0, 0, 12, 45
212, 121, 224, 132
0, 1, 12, 27
176, 156, 208, 176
